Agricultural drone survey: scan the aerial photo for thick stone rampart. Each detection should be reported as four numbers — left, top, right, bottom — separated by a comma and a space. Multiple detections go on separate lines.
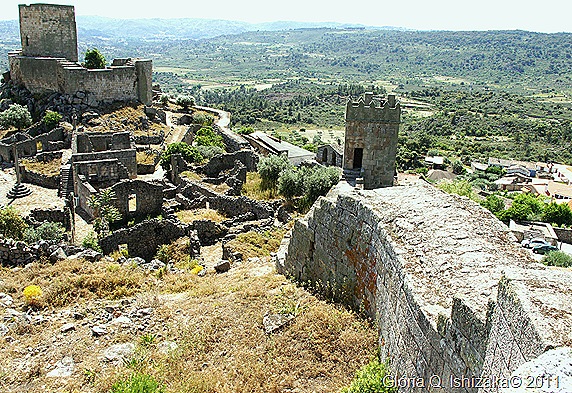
277, 181, 572, 392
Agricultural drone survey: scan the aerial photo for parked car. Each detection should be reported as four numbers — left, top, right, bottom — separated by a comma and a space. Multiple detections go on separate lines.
532, 244, 559, 254
522, 238, 549, 249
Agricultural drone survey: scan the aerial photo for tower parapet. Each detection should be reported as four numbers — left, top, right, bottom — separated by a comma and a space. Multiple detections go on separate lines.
345, 92, 400, 123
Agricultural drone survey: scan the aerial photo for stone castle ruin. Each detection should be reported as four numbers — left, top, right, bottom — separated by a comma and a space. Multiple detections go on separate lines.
343, 92, 400, 189
7, 4, 152, 106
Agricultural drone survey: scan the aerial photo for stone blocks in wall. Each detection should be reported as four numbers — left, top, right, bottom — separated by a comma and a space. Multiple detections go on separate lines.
99, 218, 194, 261
277, 182, 572, 392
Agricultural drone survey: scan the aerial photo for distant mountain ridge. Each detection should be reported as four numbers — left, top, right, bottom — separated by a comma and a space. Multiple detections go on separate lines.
0, 16, 404, 42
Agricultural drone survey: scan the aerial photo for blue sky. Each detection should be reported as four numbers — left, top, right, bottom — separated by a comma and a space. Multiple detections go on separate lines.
1, 0, 571, 33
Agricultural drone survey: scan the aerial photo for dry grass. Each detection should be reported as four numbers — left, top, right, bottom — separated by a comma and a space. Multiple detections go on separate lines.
179, 171, 203, 181
136, 151, 157, 165
21, 158, 61, 176
0, 252, 377, 392
242, 172, 280, 200
225, 228, 287, 260
176, 208, 227, 223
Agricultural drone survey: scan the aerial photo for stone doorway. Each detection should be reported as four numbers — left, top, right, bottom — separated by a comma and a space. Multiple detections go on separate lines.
353, 148, 363, 169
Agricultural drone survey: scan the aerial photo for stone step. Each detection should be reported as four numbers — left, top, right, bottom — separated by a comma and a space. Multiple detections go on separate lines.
7, 183, 32, 199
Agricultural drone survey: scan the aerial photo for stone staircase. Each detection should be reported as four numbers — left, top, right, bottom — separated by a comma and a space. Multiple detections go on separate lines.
7, 183, 32, 199
342, 168, 364, 188
59, 164, 74, 198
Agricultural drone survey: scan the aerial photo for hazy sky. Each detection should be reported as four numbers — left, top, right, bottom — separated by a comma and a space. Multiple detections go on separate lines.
1, 0, 571, 33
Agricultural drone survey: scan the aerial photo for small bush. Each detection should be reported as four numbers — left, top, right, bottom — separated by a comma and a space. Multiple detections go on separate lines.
0, 207, 28, 240
24, 221, 65, 243
341, 357, 396, 393
83, 48, 106, 69
0, 103, 32, 130
110, 372, 164, 393
258, 154, 293, 190
278, 168, 305, 201
176, 95, 194, 110
160, 142, 203, 170
42, 110, 62, 130
542, 251, 572, 268
82, 231, 102, 253
235, 126, 254, 135
196, 145, 224, 160
191, 111, 214, 126
194, 126, 225, 149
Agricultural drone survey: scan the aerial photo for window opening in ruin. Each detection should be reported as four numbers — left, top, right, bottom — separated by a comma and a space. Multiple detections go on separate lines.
353, 148, 363, 169
322, 149, 328, 163
128, 193, 137, 213
25, 36, 29, 46
36, 141, 43, 152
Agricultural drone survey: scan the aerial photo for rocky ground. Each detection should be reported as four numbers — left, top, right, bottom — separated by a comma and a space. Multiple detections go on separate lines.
0, 252, 377, 392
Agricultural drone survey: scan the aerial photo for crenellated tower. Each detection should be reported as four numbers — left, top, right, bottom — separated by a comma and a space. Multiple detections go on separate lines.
343, 92, 400, 189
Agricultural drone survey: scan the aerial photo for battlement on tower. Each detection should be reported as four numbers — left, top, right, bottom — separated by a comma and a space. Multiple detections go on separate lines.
345, 92, 401, 123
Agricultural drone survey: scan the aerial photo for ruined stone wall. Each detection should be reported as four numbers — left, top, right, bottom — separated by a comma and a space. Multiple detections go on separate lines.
108, 179, 164, 223
0, 127, 66, 162
99, 218, 189, 261
21, 167, 60, 189
8, 55, 153, 106
554, 227, 572, 244
72, 149, 137, 179
277, 182, 572, 391
18, 4, 78, 62
200, 150, 259, 177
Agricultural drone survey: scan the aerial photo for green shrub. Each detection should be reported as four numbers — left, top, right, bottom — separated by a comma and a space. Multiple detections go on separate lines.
82, 232, 102, 253
176, 95, 194, 110
303, 166, 340, 206
341, 357, 396, 393
278, 168, 305, 201
437, 179, 477, 201
83, 48, 106, 69
0, 207, 28, 240
542, 251, 572, 268
542, 202, 572, 227
480, 194, 505, 215
0, 103, 32, 130
192, 111, 214, 126
196, 145, 224, 160
451, 159, 466, 175
235, 126, 254, 135
24, 221, 65, 243
42, 110, 62, 130
258, 154, 293, 189
194, 126, 225, 149
160, 142, 203, 170
110, 373, 164, 393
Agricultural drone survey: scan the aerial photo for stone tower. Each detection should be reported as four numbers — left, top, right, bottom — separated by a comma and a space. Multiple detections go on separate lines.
18, 4, 78, 62
343, 92, 400, 189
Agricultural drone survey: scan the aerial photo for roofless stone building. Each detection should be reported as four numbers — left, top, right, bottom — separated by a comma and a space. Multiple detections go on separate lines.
7, 3, 152, 106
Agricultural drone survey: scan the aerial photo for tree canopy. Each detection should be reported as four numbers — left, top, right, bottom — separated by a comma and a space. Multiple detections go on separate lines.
83, 48, 106, 69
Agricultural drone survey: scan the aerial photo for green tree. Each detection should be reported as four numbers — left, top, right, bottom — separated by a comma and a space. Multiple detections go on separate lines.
176, 95, 195, 110
159, 142, 203, 171
42, 110, 62, 131
83, 48, 106, 69
543, 202, 572, 227
0, 207, 28, 240
257, 154, 292, 190
451, 159, 466, 175
87, 189, 122, 234
0, 104, 32, 130
277, 168, 304, 201
480, 194, 505, 215
497, 193, 545, 223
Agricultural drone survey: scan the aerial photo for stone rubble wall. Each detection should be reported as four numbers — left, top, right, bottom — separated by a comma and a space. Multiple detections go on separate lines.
21, 166, 60, 189
277, 181, 572, 392
553, 226, 572, 244
99, 218, 195, 261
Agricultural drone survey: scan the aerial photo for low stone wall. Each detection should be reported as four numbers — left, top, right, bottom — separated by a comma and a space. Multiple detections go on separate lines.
27, 207, 72, 231
0, 237, 35, 266
277, 181, 572, 391
554, 226, 572, 244
99, 218, 194, 261
21, 167, 60, 189
200, 150, 259, 177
